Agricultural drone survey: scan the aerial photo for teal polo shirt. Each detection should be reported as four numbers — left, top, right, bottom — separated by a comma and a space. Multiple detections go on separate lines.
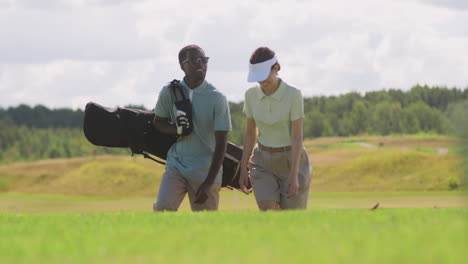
243, 79, 304, 147
154, 79, 232, 183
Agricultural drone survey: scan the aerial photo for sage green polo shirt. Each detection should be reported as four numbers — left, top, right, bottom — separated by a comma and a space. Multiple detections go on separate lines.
243, 79, 304, 147
154, 79, 232, 184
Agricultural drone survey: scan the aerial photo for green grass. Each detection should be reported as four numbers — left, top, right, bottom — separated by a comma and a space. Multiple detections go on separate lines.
317, 141, 370, 149
0, 135, 465, 264
0, 178, 10, 191
0, 155, 165, 196
404, 133, 455, 139
449, 145, 464, 154
1, 192, 466, 214
415, 147, 438, 154
0, 136, 464, 196
0, 209, 466, 264
313, 149, 465, 191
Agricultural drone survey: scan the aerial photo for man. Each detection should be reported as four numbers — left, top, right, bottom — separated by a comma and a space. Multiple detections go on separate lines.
152, 45, 232, 211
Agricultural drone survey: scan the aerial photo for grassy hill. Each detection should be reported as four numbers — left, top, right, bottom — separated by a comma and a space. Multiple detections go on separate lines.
309, 135, 464, 191
0, 135, 465, 197
0, 156, 165, 197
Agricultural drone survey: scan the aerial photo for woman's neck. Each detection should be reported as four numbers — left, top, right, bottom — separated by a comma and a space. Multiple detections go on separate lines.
261, 78, 280, 96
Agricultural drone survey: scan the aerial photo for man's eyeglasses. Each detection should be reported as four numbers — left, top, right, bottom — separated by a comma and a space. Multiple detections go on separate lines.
182, 56, 209, 65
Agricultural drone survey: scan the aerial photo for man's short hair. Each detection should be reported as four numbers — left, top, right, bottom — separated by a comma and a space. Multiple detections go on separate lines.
178, 45, 203, 64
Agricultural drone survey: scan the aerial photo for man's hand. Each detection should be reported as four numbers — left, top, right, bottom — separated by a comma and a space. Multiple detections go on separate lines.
194, 181, 211, 204
176, 110, 190, 135
287, 174, 299, 198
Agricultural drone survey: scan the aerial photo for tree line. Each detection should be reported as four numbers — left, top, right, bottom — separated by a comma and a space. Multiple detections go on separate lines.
229, 84, 468, 143
0, 85, 467, 163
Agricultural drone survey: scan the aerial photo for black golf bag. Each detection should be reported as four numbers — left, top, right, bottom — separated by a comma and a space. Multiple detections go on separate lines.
83, 102, 245, 190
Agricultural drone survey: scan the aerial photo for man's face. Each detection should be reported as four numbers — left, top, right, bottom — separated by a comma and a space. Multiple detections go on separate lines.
181, 48, 208, 82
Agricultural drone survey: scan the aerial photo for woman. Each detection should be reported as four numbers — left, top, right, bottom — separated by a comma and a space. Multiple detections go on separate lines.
239, 47, 312, 210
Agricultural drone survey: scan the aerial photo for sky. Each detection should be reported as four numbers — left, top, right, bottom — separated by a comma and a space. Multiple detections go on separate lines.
0, 0, 467, 110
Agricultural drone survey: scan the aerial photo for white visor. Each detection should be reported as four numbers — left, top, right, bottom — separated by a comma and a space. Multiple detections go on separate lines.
247, 56, 277, 82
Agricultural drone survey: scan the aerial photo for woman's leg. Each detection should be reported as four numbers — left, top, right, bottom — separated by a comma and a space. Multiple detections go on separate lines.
280, 149, 312, 209
250, 148, 281, 210
257, 200, 280, 211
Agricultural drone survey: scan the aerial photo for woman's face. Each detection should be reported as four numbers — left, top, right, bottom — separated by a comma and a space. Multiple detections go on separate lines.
258, 65, 279, 90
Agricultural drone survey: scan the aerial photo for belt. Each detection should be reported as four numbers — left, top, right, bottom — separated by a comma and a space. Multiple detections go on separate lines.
258, 142, 291, 153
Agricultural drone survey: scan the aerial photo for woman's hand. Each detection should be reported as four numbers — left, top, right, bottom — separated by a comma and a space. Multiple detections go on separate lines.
239, 166, 252, 195
239, 118, 257, 195
287, 174, 299, 198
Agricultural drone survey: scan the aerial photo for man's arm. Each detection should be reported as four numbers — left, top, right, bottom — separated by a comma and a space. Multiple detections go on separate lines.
195, 130, 228, 203
154, 85, 186, 136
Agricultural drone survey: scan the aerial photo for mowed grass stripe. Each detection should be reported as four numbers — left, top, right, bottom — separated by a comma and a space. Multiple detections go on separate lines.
1, 192, 466, 214
1, 209, 467, 264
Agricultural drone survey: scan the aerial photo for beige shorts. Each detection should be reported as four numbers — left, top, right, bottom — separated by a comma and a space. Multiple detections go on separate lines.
154, 167, 221, 211
250, 147, 312, 209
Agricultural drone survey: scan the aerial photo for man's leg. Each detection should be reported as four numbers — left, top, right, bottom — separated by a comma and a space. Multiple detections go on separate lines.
187, 180, 221, 211
153, 167, 187, 211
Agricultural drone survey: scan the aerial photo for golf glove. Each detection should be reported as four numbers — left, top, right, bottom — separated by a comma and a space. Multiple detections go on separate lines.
176, 110, 190, 135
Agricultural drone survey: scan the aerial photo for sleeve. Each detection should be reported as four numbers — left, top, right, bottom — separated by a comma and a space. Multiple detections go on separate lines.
214, 95, 232, 131
290, 89, 304, 121
154, 86, 172, 119
243, 90, 253, 118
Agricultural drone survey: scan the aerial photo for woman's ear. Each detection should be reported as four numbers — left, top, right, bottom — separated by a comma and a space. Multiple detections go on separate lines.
272, 63, 280, 73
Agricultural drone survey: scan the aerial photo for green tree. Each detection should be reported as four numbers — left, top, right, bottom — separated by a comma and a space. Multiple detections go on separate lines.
446, 100, 468, 187
348, 100, 369, 135
405, 102, 446, 133
370, 102, 403, 135
304, 111, 326, 138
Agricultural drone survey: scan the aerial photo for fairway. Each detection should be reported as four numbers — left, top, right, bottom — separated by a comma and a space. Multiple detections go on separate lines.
0, 191, 467, 214
1, 135, 466, 263
1, 209, 467, 264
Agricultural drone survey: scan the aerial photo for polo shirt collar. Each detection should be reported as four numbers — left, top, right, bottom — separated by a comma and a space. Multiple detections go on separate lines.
256, 78, 286, 101
181, 79, 210, 94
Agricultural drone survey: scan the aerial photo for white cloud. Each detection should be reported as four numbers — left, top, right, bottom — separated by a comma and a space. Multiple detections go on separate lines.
0, 1, 157, 63
417, 0, 468, 10
0, 59, 175, 109
0, 0, 467, 109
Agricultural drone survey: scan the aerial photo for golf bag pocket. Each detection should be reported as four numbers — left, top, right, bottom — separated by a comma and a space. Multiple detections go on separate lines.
170, 80, 193, 136
83, 102, 177, 160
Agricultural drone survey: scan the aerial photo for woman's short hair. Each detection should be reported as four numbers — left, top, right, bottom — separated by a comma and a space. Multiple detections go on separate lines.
249, 47, 281, 71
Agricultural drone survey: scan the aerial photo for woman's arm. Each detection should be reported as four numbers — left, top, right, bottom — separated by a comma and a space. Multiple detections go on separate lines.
287, 118, 304, 198
239, 118, 257, 194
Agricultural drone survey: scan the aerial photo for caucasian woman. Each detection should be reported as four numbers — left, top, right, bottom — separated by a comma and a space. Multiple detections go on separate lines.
239, 47, 312, 210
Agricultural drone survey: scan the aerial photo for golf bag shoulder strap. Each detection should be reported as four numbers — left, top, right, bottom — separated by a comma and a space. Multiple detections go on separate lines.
169, 79, 187, 102
169, 79, 193, 136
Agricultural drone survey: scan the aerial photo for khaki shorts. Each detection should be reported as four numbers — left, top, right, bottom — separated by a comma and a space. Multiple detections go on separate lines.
154, 167, 221, 211
250, 147, 312, 209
